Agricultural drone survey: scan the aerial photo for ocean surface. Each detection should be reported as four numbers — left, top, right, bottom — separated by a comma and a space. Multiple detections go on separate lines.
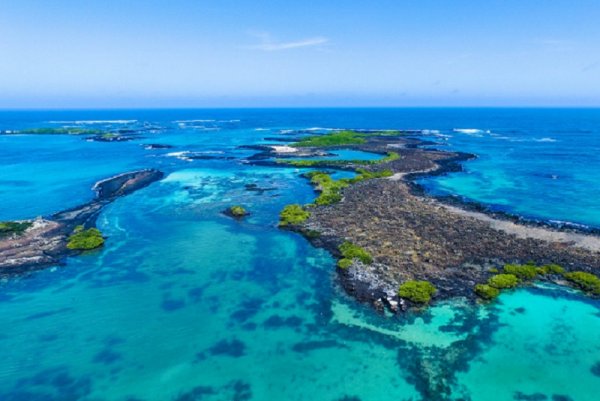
0, 108, 599, 401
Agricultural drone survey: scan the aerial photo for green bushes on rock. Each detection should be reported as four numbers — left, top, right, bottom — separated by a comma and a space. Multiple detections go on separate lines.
379, 152, 400, 163
308, 172, 350, 206
563, 271, 600, 295
279, 204, 310, 227
474, 284, 501, 300
293, 130, 367, 147
66, 225, 105, 250
349, 168, 393, 183
338, 241, 373, 264
398, 280, 437, 304
474, 274, 518, 301
0, 221, 32, 238
540, 263, 565, 275
228, 205, 249, 218
503, 263, 538, 280
487, 273, 519, 289
337, 258, 353, 269
305, 169, 393, 206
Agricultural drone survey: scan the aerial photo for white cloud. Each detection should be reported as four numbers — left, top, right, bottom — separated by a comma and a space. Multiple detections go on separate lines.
247, 32, 328, 51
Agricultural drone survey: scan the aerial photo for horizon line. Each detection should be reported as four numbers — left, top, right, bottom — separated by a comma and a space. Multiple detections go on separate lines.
2, 105, 600, 112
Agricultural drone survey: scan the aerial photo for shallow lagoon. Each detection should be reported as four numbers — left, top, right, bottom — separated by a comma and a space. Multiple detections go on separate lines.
0, 109, 599, 401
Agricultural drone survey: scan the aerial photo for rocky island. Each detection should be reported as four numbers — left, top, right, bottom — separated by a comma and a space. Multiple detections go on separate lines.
0, 169, 164, 277
259, 130, 600, 311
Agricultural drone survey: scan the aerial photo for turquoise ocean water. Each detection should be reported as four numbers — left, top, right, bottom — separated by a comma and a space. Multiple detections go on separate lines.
0, 109, 598, 401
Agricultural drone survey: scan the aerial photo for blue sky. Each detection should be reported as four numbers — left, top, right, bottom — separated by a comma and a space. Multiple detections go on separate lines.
1, 0, 599, 108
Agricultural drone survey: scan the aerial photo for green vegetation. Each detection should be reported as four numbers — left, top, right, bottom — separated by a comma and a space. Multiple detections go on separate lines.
307, 171, 350, 205
487, 273, 519, 289
228, 205, 249, 218
398, 280, 437, 304
474, 273, 519, 301
0, 221, 32, 238
293, 130, 367, 147
276, 152, 400, 168
563, 271, 600, 295
539, 263, 565, 275
66, 225, 105, 250
474, 284, 501, 300
379, 152, 400, 163
19, 127, 103, 135
349, 168, 394, 182
279, 204, 310, 227
339, 241, 373, 264
304, 169, 393, 206
503, 263, 538, 280
474, 262, 595, 301
337, 258, 353, 269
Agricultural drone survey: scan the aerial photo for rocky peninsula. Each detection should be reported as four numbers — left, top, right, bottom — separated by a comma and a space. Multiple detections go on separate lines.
0, 169, 164, 277
259, 130, 600, 311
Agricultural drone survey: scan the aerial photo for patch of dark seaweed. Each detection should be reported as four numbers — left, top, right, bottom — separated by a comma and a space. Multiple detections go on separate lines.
161, 297, 186, 312
230, 298, 264, 323
92, 348, 122, 365
262, 314, 303, 329
173, 385, 216, 401
2, 366, 94, 401
207, 339, 246, 357
590, 361, 600, 377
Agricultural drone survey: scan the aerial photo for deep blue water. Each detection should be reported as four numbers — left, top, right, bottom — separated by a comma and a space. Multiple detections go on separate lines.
0, 108, 599, 401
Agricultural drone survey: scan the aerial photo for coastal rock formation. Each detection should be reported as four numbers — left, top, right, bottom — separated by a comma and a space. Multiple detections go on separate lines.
0, 169, 164, 277
279, 133, 600, 309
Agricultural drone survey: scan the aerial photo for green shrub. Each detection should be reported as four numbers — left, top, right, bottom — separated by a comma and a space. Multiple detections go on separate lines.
306, 169, 394, 206
279, 204, 310, 226
489, 267, 499, 274
338, 241, 373, 264
0, 221, 32, 238
349, 168, 393, 183
315, 192, 342, 205
474, 284, 501, 300
293, 130, 367, 147
563, 271, 600, 295
398, 280, 437, 304
488, 274, 519, 289
542, 263, 565, 275
276, 152, 399, 168
66, 226, 104, 250
307, 171, 350, 206
337, 258, 353, 269
228, 205, 248, 217
379, 152, 400, 163
503, 264, 538, 280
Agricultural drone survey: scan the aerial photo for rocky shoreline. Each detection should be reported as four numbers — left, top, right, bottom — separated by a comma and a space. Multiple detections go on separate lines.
262, 132, 600, 312
0, 169, 164, 277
